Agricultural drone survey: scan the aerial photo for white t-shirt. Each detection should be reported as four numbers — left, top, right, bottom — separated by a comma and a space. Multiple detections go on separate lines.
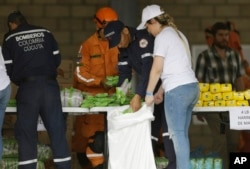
153, 27, 197, 92
0, 46, 11, 90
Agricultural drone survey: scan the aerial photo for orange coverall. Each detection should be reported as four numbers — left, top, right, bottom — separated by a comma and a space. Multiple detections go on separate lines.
72, 32, 119, 154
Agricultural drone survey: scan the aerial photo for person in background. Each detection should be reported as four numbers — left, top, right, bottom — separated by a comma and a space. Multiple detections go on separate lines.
2, 11, 71, 169
195, 22, 245, 169
138, 4, 199, 169
0, 46, 11, 161
71, 7, 119, 169
104, 20, 176, 169
205, 21, 244, 59
205, 21, 250, 88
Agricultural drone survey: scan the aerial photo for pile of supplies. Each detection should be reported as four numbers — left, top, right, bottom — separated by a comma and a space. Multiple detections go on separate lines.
1, 138, 52, 169
60, 78, 134, 108
196, 83, 250, 107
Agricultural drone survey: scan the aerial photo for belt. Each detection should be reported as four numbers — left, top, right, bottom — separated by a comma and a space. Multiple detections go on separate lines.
21, 76, 56, 83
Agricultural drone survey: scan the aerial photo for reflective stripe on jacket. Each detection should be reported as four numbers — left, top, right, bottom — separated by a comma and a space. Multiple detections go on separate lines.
74, 33, 119, 94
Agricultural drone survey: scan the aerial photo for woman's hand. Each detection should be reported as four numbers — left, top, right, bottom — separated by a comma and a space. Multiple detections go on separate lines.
154, 92, 163, 104
145, 95, 154, 106
154, 87, 164, 104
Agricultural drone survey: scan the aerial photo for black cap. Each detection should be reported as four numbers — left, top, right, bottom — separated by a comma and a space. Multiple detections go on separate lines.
7, 10, 27, 25
104, 20, 124, 48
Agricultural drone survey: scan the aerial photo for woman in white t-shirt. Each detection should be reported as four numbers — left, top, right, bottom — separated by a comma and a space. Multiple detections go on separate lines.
0, 46, 11, 160
137, 4, 200, 169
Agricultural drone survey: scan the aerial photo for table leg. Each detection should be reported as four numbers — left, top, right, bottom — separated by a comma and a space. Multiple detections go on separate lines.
103, 112, 109, 169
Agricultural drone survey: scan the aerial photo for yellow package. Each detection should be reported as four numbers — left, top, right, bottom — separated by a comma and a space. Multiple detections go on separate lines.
201, 92, 213, 101
236, 100, 249, 106
203, 101, 214, 107
223, 92, 233, 100
220, 83, 232, 92
199, 83, 210, 92
213, 93, 222, 100
226, 100, 237, 106
214, 100, 226, 106
198, 92, 202, 100
195, 100, 203, 107
244, 89, 250, 100
233, 91, 245, 101
210, 83, 221, 93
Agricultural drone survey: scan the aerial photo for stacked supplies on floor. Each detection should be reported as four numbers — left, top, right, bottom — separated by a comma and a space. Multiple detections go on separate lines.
1, 138, 52, 169
155, 156, 168, 169
189, 146, 223, 169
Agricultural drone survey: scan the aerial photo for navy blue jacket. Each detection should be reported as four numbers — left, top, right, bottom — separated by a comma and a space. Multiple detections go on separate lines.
2, 24, 61, 85
118, 28, 155, 98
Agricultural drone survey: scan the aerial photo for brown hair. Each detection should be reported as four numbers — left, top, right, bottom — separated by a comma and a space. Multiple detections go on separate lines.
154, 7, 178, 31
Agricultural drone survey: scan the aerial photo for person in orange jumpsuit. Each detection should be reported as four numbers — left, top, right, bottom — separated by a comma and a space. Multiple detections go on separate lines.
71, 7, 119, 169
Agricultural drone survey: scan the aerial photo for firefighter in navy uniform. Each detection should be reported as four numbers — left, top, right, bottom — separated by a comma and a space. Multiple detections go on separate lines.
104, 20, 176, 169
2, 11, 71, 169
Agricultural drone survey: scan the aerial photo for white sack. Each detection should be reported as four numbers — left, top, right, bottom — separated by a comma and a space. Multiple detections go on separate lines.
107, 105, 156, 169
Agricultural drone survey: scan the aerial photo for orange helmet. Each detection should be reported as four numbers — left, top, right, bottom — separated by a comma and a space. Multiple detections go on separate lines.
94, 7, 118, 28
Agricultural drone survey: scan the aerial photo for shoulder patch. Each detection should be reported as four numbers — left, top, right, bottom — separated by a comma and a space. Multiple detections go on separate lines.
139, 38, 148, 48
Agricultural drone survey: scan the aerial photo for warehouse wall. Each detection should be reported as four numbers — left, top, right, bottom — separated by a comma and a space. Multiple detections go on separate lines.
0, 0, 250, 60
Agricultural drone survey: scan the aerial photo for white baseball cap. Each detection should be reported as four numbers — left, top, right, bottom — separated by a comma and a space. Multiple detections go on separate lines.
137, 4, 165, 30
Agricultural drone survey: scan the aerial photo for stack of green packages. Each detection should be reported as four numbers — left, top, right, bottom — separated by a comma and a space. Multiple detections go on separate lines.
189, 157, 223, 169
214, 158, 223, 169
1, 138, 52, 169
80, 93, 118, 108
7, 99, 16, 107
80, 79, 135, 108
115, 79, 131, 105
105, 76, 119, 87
155, 157, 168, 169
60, 87, 83, 107
1, 159, 44, 169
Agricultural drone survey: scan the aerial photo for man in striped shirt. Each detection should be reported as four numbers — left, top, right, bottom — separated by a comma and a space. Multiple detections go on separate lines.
195, 22, 245, 169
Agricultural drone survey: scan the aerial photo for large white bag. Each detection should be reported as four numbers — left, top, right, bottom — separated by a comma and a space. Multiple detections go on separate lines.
107, 104, 156, 169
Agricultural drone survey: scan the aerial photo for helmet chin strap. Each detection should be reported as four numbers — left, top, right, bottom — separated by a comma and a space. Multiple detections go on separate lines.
97, 28, 102, 38
94, 15, 106, 28
96, 28, 107, 40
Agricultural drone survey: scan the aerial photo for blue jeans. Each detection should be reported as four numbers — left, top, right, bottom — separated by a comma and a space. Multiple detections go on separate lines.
164, 82, 199, 169
0, 84, 11, 159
